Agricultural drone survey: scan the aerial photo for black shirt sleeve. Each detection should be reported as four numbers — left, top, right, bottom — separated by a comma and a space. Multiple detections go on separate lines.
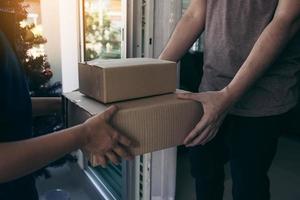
0, 31, 33, 142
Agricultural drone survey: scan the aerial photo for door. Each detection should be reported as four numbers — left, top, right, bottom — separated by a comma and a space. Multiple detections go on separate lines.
79, 1, 127, 199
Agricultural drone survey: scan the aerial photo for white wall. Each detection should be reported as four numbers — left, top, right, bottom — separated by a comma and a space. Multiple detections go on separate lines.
40, 0, 62, 84
41, 0, 80, 92
59, 0, 80, 93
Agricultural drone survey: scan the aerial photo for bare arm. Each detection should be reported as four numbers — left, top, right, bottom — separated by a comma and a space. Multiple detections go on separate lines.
224, 0, 300, 103
0, 124, 85, 183
31, 97, 61, 117
0, 106, 132, 183
178, 0, 300, 146
159, 0, 206, 62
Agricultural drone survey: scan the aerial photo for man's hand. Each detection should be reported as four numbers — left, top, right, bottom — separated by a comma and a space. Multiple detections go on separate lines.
177, 90, 232, 147
82, 106, 133, 167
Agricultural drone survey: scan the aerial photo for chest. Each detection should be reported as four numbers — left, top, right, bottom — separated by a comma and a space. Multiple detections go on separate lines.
206, 0, 278, 20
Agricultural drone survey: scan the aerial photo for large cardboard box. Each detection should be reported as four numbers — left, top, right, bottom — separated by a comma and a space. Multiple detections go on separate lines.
64, 91, 203, 164
78, 58, 177, 103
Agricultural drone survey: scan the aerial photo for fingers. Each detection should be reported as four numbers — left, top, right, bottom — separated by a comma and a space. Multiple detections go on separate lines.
82, 149, 93, 161
118, 134, 131, 147
93, 155, 108, 168
102, 105, 118, 121
110, 128, 132, 150
102, 130, 133, 159
202, 118, 224, 145
111, 130, 120, 142
113, 144, 133, 160
106, 151, 120, 165
176, 93, 198, 101
183, 119, 208, 145
187, 127, 212, 147
177, 92, 205, 102
202, 128, 219, 145
93, 144, 133, 167
187, 123, 221, 147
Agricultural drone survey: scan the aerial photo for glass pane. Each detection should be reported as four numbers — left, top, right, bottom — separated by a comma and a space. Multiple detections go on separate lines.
182, 0, 190, 14
181, 0, 202, 52
91, 164, 122, 199
84, 0, 123, 61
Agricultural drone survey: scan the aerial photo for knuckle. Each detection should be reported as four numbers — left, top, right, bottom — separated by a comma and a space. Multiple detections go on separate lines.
111, 131, 120, 140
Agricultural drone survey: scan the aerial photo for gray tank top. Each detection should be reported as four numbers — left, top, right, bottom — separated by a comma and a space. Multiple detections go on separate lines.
200, 0, 300, 117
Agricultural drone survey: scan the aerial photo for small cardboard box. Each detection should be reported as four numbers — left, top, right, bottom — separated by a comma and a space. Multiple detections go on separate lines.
63, 91, 203, 165
78, 58, 177, 103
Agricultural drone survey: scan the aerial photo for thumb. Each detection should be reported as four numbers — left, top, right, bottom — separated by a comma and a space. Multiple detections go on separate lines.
176, 92, 198, 101
102, 105, 118, 121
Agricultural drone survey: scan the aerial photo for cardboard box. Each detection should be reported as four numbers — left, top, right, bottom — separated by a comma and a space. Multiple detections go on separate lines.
63, 91, 203, 165
79, 58, 177, 103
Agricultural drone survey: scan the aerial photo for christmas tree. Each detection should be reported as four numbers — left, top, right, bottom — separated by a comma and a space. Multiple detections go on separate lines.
0, 0, 54, 95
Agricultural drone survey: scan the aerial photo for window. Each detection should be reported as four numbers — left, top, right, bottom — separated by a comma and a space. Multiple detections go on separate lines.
181, 0, 202, 52
81, 1, 126, 199
83, 0, 123, 61
182, 0, 190, 14
90, 164, 123, 199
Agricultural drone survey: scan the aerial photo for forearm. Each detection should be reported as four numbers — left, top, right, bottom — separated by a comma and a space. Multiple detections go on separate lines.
223, 15, 300, 105
31, 97, 61, 117
0, 125, 86, 183
159, 0, 206, 62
